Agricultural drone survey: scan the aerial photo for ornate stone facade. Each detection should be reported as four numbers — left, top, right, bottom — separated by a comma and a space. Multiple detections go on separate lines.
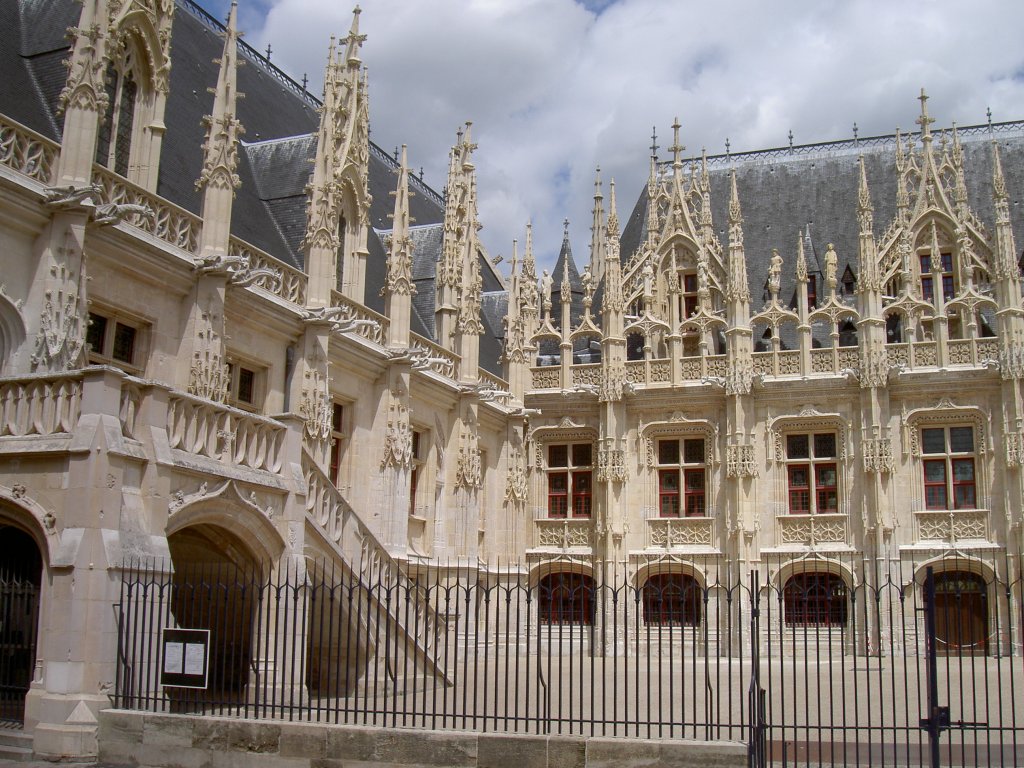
3, 1, 1024, 760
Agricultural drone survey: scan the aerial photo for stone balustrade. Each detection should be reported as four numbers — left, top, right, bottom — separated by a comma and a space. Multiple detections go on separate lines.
533, 517, 593, 549
302, 450, 439, 655
647, 516, 714, 549
0, 372, 83, 437
331, 290, 389, 345
525, 334, 1003, 392
777, 513, 849, 547
0, 115, 57, 184
915, 509, 989, 544
166, 391, 285, 473
477, 367, 509, 393
92, 165, 200, 252
410, 333, 459, 380
228, 237, 308, 305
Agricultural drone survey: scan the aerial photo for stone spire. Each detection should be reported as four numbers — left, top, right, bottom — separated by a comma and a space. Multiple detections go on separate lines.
603, 181, 624, 334
186, 1, 243, 403
436, 123, 478, 348
992, 141, 1019, 284
385, 145, 415, 348
336, 9, 372, 302
645, 152, 660, 251
454, 124, 483, 382
590, 167, 606, 286
521, 222, 539, 343
726, 171, 750, 308
724, 171, 752, 396
196, 0, 244, 262
56, 0, 111, 186
302, 36, 343, 307
856, 155, 880, 296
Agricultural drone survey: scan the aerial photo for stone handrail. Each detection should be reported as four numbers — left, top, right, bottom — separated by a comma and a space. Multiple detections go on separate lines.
302, 450, 439, 656
778, 513, 849, 547
92, 165, 200, 252
0, 372, 83, 437
477, 368, 509, 393
331, 290, 389, 345
533, 517, 593, 549
410, 333, 459, 380
647, 516, 714, 548
915, 509, 988, 544
166, 391, 285, 473
0, 116, 58, 184
228, 237, 308, 305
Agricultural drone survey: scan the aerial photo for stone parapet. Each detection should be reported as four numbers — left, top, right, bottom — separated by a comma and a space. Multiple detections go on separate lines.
97, 711, 746, 768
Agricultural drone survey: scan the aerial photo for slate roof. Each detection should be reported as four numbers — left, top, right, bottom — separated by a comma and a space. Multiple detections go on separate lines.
4, 0, 507, 375
620, 124, 1024, 309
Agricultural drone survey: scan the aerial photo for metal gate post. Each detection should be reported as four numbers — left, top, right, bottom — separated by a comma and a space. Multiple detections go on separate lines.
747, 570, 766, 768
920, 566, 948, 768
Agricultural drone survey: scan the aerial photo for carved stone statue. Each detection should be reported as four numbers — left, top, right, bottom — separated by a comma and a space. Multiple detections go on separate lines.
642, 260, 654, 298
540, 269, 552, 300
825, 243, 838, 291
768, 249, 783, 296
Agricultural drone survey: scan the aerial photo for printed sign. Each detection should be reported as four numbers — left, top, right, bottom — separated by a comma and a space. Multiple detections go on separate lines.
160, 628, 210, 689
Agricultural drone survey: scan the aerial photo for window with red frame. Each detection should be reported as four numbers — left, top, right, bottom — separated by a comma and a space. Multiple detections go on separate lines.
783, 572, 848, 627
656, 438, 707, 517
785, 433, 838, 514
642, 573, 702, 626
920, 252, 954, 303
547, 443, 593, 518
681, 273, 699, 318
921, 426, 976, 510
539, 572, 594, 624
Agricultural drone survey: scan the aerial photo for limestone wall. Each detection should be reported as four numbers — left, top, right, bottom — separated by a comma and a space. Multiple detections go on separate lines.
98, 710, 746, 768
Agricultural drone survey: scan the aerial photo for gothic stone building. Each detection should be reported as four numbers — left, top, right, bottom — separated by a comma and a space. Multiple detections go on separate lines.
2, 0, 1024, 758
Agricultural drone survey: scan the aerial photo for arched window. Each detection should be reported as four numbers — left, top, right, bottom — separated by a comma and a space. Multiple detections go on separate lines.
95, 55, 138, 177
538, 572, 594, 625
643, 573, 701, 626
783, 572, 847, 627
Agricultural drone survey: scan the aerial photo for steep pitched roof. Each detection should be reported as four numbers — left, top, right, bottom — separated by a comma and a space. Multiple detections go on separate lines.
620, 124, 1024, 308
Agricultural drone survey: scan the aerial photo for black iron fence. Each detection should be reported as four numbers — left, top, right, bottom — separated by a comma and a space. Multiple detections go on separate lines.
0, 566, 39, 725
114, 550, 1024, 766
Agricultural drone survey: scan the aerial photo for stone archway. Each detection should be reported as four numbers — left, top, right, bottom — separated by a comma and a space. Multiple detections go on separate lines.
0, 524, 43, 723
933, 570, 988, 656
166, 523, 264, 700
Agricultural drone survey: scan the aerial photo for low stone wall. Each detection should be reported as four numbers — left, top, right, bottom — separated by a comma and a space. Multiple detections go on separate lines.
98, 710, 746, 768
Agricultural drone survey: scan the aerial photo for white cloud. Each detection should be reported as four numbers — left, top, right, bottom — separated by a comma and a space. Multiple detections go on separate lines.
225, 0, 1024, 275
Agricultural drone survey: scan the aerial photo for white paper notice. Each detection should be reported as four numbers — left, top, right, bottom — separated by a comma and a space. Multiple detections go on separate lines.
184, 643, 205, 676
164, 642, 184, 674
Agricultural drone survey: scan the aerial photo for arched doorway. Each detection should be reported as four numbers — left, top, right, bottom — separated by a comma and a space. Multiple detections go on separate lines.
933, 570, 987, 655
0, 525, 42, 723
538, 572, 594, 625
782, 572, 848, 628
642, 573, 702, 627
167, 525, 263, 700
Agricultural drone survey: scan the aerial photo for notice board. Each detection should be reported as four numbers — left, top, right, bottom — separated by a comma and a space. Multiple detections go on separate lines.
160, 628, 210, 689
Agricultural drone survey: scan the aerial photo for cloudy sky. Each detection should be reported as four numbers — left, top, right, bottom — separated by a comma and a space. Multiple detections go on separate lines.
207, 0, 1024, 275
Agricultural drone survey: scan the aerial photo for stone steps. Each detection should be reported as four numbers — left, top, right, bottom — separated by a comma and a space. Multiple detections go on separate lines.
0, 729, 32, 762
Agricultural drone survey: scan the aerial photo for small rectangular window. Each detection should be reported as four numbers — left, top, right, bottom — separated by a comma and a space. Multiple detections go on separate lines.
86, 309, 145, 371
786, 434, 809, 459
658, 439, 679, 465
571, 443, 592, 466
549, 445, 568, 468
683, 438, 705, 464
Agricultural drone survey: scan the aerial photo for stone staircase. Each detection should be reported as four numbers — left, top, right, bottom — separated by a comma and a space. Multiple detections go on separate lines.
0, 727, 33, 762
